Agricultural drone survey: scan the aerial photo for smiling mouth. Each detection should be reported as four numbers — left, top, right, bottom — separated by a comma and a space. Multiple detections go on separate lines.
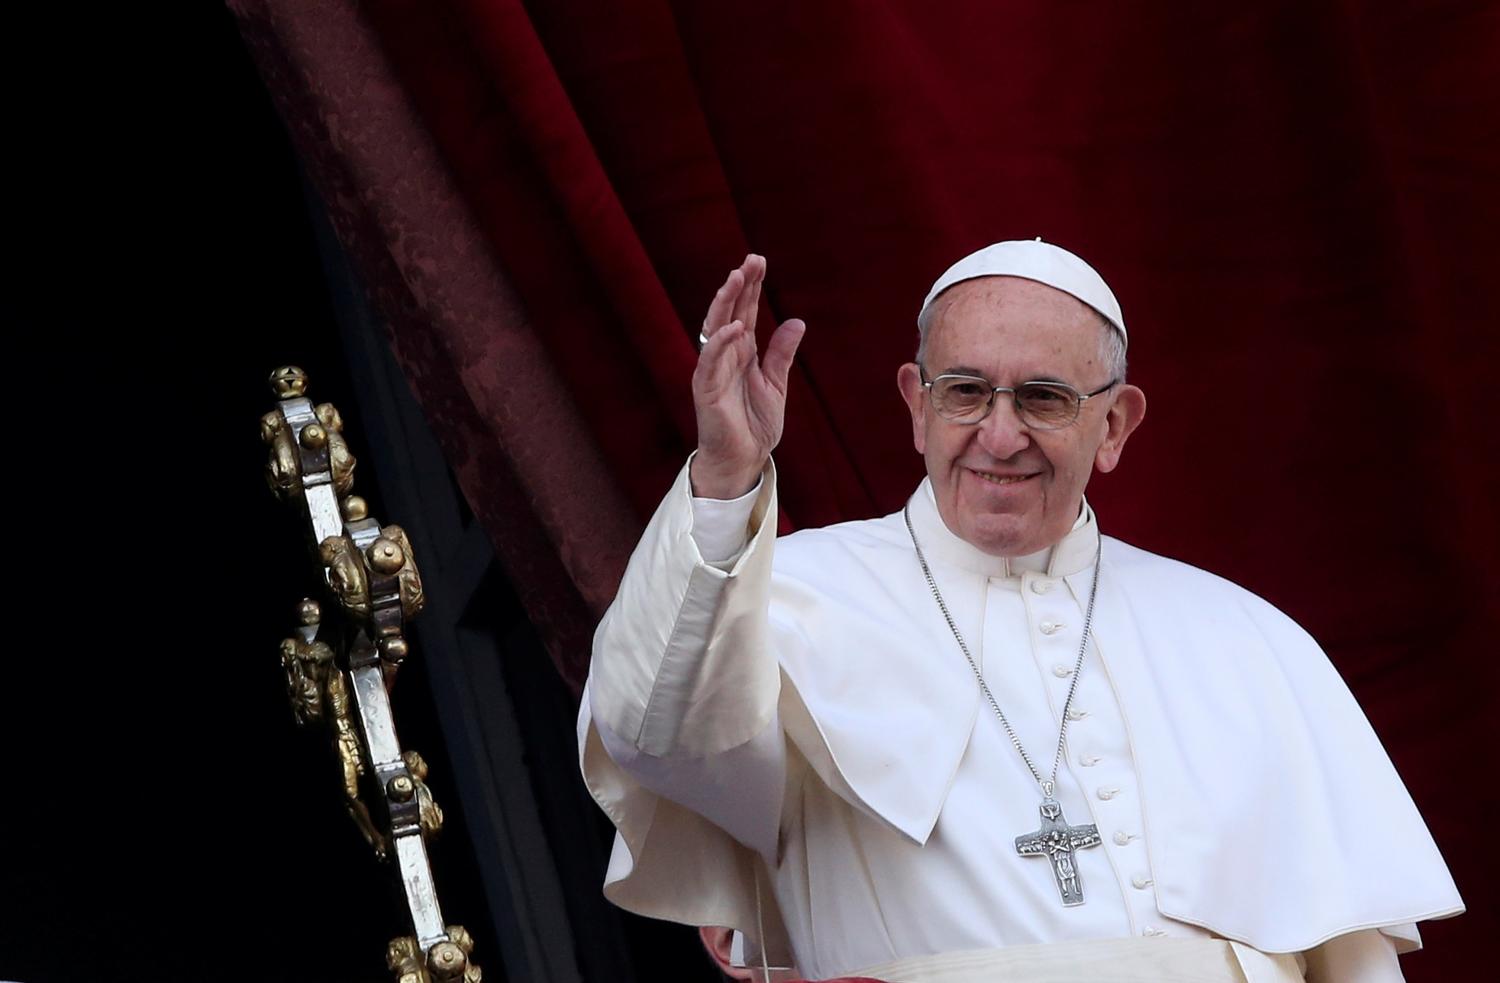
968, 469, 1036, 486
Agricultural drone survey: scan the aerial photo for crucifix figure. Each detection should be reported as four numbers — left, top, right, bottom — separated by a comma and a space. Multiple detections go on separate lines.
1015, 797, 1102, 906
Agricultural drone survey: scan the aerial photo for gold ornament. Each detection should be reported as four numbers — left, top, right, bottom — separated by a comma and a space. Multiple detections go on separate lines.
342, 495, 369, 521
404, 749, 444, 838
381, 525, 426, 619
427, 942, 467, 982
280, 635, 335, 726
299, 423, 328, 450
385, 929, 480, 983
319, 535, 371, 621
260, 411, 301, 498
431, 926, 480, 982
387, 774, 415, 803
386, 935, 426, 983
328, 669, 387, 859
315, 402, 356, 496
269, 365, 308, 399
367, 537, 406, 575
379, 636, 410, 665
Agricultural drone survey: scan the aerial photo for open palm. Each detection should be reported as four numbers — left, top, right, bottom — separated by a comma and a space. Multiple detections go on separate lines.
691, 254, 806, 499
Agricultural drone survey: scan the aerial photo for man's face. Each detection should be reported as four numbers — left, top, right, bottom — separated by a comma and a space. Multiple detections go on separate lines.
897, 277, 1146, 557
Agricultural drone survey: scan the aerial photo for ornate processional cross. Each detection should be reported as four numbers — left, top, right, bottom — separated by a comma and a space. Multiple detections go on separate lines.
1015, 797, 1103, 906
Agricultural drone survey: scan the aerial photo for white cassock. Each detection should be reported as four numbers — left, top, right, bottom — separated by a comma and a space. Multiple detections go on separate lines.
579, 460, 1463, 982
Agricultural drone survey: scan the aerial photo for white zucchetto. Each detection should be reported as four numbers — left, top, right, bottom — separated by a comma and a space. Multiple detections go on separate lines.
919, 239, 1127, 347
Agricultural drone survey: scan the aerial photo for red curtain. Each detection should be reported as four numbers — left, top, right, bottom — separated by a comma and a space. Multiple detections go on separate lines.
228, 0, 1496, 975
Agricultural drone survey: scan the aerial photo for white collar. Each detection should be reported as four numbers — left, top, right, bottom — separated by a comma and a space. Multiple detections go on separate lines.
907, 479, 1099, 579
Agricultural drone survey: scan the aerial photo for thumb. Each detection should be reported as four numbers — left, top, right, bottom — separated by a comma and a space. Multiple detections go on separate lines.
761, 318, 806, 392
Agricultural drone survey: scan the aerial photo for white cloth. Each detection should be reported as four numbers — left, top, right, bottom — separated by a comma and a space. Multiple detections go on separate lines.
849, 937, 1299, 983
580, 460, 1462, 981
918, 238, 1127, 343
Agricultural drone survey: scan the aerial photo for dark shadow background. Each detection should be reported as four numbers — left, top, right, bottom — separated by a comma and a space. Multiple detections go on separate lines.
1, 7, 716, 982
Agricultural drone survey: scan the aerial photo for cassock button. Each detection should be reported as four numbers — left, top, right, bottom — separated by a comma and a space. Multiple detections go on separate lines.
1132, 875, 1154, 890
1080, 754, 1102, 767
1142, 927, 1167, 937
1031, 579, 1055, 595
1113, 831, 1133, 845
1040, 621, 1064, 635
1097, 786, 1120, 800
1052, 664, 1073, 677
1067, 708, 1090, 721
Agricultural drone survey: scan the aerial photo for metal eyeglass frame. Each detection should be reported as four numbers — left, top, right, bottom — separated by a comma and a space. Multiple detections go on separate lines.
920, 370, 1119, 429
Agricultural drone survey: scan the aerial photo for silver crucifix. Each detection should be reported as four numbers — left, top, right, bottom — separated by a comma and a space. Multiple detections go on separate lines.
1015, 797, 1102, 905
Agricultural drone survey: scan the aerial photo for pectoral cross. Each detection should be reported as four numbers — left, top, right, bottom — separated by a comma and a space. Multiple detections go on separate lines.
1015, 797, 1102, 906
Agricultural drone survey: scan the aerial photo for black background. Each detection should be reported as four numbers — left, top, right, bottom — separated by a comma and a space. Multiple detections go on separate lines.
5, 6, 721, 980
9, 7, 556, 981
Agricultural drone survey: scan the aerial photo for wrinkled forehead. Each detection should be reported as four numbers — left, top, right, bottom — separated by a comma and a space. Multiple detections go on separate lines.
923, 278, 1112, 376
919, 239, 1127, 347
926, 275, 1103, 331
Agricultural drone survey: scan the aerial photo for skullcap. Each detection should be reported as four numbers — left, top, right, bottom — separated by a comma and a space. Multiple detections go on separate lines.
918, 238, 1126, 347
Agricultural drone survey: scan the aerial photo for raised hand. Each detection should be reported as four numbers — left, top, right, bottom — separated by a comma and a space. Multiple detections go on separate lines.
690, 254, 806, 499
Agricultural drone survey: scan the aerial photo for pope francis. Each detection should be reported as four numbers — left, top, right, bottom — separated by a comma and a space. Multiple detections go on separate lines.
577, 241, 1463, 982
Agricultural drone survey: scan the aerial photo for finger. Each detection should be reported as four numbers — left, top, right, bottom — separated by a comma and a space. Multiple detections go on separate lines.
743, 257, 765, 336
702, 268, 745, 340
761, 318, 806, 393
696, 319, 746, 391
730, 254, 765, 333
729, 316, 758, 378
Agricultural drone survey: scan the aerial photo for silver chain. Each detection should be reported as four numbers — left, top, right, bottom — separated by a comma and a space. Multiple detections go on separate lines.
903, 504, 1103, 799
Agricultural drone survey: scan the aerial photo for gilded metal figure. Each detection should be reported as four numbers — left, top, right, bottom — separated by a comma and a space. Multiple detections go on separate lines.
403, 750, 445, 839
386, 935, 426, 983
260, 409, 302, 498
327, 668, 387, 859
386, 928, 481, 983
314, 401, 357, 495
280, 635, 335, 725
381, 524, 426, 620
319, 535, 372, 621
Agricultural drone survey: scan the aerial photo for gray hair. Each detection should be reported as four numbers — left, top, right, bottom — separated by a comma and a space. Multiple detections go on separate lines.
916, 304, 1128, 383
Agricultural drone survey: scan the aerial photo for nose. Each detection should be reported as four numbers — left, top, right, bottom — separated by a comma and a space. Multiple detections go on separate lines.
975, 393, 1031, 459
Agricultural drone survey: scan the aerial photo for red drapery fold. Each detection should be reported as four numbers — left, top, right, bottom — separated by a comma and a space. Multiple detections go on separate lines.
228, 0, 1496, 974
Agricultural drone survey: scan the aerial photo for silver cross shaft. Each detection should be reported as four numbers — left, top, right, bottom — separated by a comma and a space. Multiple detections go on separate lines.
1015, 798, 1102, 906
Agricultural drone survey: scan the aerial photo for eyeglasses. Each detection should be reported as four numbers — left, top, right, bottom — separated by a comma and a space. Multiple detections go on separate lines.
921, 371, 1118, 429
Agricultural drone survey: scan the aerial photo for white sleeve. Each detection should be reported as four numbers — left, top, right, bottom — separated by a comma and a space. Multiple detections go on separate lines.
1302, 929, 1407, 983
690, 476, 762, 567
592, 702, 785, 861
585, 458, 786, 861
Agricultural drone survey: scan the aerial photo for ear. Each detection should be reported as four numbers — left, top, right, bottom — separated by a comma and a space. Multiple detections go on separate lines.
697, 926, 738, 976
897, 362, 928, 454
1094, 384, 1146, 473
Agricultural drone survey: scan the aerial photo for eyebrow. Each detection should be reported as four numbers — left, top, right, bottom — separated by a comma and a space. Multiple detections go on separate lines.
939, 366, 1072, 386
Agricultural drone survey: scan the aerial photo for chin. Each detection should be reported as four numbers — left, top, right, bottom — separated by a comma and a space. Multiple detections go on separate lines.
962, 517, 1041, 557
